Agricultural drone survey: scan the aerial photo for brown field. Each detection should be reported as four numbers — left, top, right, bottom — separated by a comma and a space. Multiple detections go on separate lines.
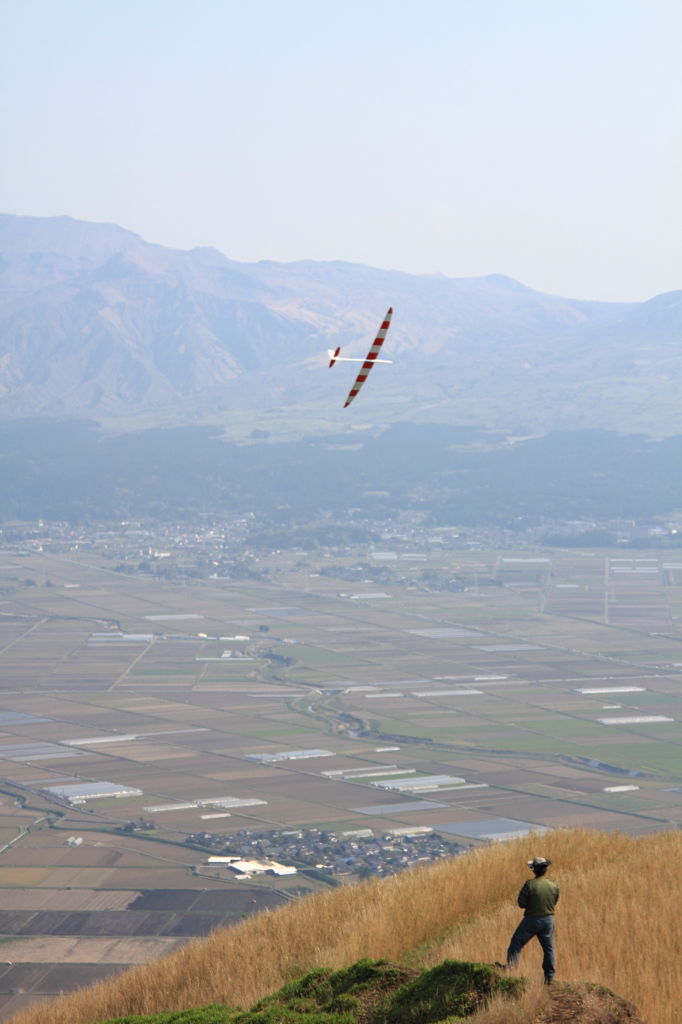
0, 935, 178, 964
0, 890, 139, 911
0, 870, 53, 887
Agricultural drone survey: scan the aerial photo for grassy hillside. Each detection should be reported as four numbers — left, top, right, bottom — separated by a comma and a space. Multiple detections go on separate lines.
99, 959, 526, 1024
9, 828, 681, 1024
94, 961, 641, 1024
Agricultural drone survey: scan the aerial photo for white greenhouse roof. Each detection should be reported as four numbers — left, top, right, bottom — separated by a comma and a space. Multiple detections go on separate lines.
245, 749, 334, 762
42, 781, 143, 802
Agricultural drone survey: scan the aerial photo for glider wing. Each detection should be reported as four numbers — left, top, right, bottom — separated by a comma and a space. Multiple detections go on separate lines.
344, 307, 393, 408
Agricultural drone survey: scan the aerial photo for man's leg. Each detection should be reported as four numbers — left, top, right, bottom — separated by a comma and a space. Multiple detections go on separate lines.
506, 917, 536, 966
536, 916, 556, 983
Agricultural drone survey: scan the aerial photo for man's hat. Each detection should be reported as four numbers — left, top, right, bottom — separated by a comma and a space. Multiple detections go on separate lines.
527, 857, 551, 869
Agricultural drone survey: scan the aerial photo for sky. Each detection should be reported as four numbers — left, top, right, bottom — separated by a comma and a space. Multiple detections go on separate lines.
0, 0, 680, 302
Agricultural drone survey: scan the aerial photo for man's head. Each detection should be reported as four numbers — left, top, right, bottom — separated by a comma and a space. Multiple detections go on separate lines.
528, 856, 551, 876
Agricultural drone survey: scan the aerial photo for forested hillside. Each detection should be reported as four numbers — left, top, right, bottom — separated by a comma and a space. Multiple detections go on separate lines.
2, 419, 681, 526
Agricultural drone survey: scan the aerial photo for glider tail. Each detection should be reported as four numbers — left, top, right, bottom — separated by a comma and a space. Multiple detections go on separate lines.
344, 307, 393, 408
328, 347, 341, 368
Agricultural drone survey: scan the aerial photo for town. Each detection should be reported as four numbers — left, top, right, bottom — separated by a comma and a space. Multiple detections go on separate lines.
188, 825, 468, 881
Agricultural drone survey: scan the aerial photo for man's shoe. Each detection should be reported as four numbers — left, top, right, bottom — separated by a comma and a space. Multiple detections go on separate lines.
544, 977, 553, 986
493, 962, 508, 970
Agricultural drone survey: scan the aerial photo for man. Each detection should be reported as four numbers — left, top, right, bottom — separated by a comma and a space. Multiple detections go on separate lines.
506, 856, 559, 984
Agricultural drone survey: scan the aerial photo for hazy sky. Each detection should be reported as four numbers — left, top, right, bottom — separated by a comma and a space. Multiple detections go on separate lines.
1, 0, 679, 301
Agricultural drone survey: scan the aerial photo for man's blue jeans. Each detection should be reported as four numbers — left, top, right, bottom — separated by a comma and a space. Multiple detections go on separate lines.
507, 914, 555, 981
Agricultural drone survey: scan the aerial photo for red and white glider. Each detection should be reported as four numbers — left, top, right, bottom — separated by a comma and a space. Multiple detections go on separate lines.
328, 308, 393, 408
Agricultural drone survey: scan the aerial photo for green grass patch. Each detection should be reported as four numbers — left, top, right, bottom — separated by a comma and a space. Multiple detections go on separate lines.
130, 670, 198, 676
203, 677, 256, 682
522, 720, 605, 738
433, 722, 522, 734
624, 693, 682, 704
373, 718, 446, 740
634, 749, 682, 772
484, 736, 581, 756
244, 727, 321, 737
100, 958, 523, 1024
293, 648, 360, 666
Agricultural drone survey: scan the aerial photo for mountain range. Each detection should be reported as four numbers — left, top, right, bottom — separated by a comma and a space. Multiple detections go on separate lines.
1, 213, 680, 438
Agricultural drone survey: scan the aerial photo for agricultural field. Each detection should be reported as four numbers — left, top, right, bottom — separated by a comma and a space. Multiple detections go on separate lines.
0, 543, 681, 1017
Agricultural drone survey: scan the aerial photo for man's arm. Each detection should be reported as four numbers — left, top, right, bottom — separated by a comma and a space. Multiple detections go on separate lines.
517, 881, 530, 908
554, 885, 560, 905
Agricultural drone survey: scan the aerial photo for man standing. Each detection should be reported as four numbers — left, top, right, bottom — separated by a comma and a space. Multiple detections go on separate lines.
506, 857, 559, 984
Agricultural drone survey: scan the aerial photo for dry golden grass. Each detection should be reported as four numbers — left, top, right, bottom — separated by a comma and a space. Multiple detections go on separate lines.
426, 827, 682, 1024
9, 827, 680, 1024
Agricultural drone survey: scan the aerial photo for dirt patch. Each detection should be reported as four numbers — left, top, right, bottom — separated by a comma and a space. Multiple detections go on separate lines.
538, 983, 645, 1024
190, 891, 286, 914
126, 891, 202, 912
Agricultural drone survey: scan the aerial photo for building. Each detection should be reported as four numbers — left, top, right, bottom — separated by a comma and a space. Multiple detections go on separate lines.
206, 856, 296, 876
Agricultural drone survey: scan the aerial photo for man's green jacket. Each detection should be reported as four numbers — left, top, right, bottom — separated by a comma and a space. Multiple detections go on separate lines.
517, 876, 560, 917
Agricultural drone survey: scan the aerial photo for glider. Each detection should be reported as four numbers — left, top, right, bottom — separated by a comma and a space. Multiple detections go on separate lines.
328, 308, 393, 408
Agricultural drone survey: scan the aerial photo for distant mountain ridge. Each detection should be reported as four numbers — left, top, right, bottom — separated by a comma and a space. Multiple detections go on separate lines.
0, 213, 680, 438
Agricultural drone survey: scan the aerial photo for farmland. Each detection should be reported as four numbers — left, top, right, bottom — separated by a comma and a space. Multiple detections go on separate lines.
0, 539, 681, 1017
